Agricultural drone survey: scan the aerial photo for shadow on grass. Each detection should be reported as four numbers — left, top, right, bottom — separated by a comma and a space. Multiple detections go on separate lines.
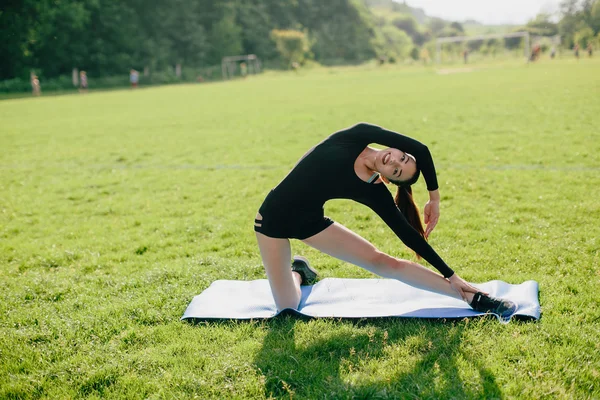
253, 314, 502, 399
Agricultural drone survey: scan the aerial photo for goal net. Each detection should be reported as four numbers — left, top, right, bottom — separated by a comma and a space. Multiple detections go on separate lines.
435, 32, 531, 64
221, 54, 262, 80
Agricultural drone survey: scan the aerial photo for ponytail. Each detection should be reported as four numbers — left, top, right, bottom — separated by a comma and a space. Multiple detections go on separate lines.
387, 157, 425, 256
394, 185, 426, 258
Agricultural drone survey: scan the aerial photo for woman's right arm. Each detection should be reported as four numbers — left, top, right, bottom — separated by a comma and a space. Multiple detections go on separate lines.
362, 192, 454, 279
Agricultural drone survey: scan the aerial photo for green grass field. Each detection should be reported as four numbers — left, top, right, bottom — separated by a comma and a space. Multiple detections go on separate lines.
1, 59, 599, 399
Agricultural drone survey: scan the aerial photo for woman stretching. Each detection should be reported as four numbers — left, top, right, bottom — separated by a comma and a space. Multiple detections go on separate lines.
254, 123, 516, 318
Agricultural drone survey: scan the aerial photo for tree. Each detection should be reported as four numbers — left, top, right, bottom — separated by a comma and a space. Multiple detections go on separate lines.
161, 0, 209, 67
82, 0, 140, 75
235, 1, 277, 60
0, 0, 40, 79
438, 23, 464, 39
299, 0, 377, 63
574, 23, 596, 46
580, 0, 599, 33
410, 47, 420, 60
270, 29, 310, 67
590, 0, 600, 33
527, 13, 559, 36
10, 0, 546, 85
379, 25, 413, 59
392, 14, 429, 45
392, 15, 419, 38
559, 0, 586, 47
450, 21, 464, 33
209, 13, 243, 62
428, 18, 447, 36
1, 0, 94, 78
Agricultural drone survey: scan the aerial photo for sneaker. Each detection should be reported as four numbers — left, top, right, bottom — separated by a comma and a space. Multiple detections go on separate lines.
291, 256, 318, 285
470, 292, 517, 322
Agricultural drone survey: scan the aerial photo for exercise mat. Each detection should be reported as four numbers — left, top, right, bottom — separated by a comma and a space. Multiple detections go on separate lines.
181, 278, 540, 323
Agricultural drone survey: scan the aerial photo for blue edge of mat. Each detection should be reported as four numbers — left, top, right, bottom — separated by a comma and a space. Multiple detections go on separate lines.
181, 278, 541, 324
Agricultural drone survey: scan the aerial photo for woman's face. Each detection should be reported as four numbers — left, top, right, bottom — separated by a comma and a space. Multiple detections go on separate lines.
376, 148, 417, 183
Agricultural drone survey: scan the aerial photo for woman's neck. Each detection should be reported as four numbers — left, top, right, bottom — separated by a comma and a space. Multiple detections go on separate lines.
359, 147, 379, 173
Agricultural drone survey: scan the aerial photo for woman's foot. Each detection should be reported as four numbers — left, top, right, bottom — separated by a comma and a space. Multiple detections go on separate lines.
470, 292, 517, 320
291, 256, 319, 285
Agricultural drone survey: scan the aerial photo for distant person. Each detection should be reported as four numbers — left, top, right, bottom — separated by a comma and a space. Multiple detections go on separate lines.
587, 43, 593, 57
463, 50, 469, 64
291, 61, 300, 73
240, 62, 248, 78
130, 69, 139, 88
79, 71, 88, 93
530, 44, 541, 62
550, 46, 556, 59
253, 122, 517, 320
574, 44, 580, 59
31, 75, 41, 96
420, 48, 430, 65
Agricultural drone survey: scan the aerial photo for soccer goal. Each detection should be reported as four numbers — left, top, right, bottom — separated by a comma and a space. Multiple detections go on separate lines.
221, 54, 262, 80
531, 34, 561, 58
435, 32, 531, 64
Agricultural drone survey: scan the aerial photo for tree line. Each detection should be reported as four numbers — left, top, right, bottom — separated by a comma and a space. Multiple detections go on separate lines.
1, 0, 599, 87
1, 0, 379, 82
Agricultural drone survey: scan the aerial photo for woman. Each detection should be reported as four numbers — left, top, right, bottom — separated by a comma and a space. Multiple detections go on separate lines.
254, 122, 516, 318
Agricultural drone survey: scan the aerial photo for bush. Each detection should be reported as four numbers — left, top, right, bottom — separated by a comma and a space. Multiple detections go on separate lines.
574, 25, 595, 48
0, 78, 31, 93
410, 47, 420, 61
92, 75, 130, 89
145, 70, 179, 85
38, 76, 75, 92
0, 65, 226, 94
270, 29, 311, 68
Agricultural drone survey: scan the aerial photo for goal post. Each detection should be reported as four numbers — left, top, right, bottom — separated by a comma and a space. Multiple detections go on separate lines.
435, 32, 530, 63
221, 54, 262, 80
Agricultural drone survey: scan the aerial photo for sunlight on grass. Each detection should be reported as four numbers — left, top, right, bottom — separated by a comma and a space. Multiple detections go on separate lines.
1, 59, 599, 399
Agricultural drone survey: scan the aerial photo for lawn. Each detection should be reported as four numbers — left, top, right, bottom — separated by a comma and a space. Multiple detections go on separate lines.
1, 58, 599, 399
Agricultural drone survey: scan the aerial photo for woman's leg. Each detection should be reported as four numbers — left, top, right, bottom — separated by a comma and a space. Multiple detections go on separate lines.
302, 222, 473, 303
255, 231, 303, 310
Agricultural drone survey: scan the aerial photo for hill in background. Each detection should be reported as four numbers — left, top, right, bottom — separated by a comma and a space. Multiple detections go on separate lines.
365, 0, 518, 35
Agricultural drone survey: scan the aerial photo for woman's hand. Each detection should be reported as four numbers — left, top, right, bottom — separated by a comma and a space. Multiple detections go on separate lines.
448, 274, 484, 303
423, 199, 440, 239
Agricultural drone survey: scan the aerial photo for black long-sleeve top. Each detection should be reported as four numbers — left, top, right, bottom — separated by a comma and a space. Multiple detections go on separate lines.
269, 122, 454, 278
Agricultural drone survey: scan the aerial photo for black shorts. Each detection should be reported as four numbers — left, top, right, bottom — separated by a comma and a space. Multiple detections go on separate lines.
254, 191, 334, 240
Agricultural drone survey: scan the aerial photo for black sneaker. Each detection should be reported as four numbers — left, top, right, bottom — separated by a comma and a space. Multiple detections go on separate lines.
291, 256, 318, 285
470, 292, 517, 322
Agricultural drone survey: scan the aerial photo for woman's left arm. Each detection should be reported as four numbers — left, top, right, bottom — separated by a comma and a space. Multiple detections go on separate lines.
424, 189, 440, 239
349, 123, 442, 236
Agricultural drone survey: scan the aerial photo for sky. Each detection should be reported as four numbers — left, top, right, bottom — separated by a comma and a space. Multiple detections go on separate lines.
404, 0, 562, 25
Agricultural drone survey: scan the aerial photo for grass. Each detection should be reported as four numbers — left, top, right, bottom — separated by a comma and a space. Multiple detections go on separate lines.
1, 58, 599, 399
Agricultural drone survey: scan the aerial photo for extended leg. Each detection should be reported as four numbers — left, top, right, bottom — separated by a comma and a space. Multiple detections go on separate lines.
255, 231, 303, 311
302, 222, 473, 303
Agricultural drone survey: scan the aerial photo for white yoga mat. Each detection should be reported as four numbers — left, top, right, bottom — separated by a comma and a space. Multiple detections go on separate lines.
181, 278, 540, 323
